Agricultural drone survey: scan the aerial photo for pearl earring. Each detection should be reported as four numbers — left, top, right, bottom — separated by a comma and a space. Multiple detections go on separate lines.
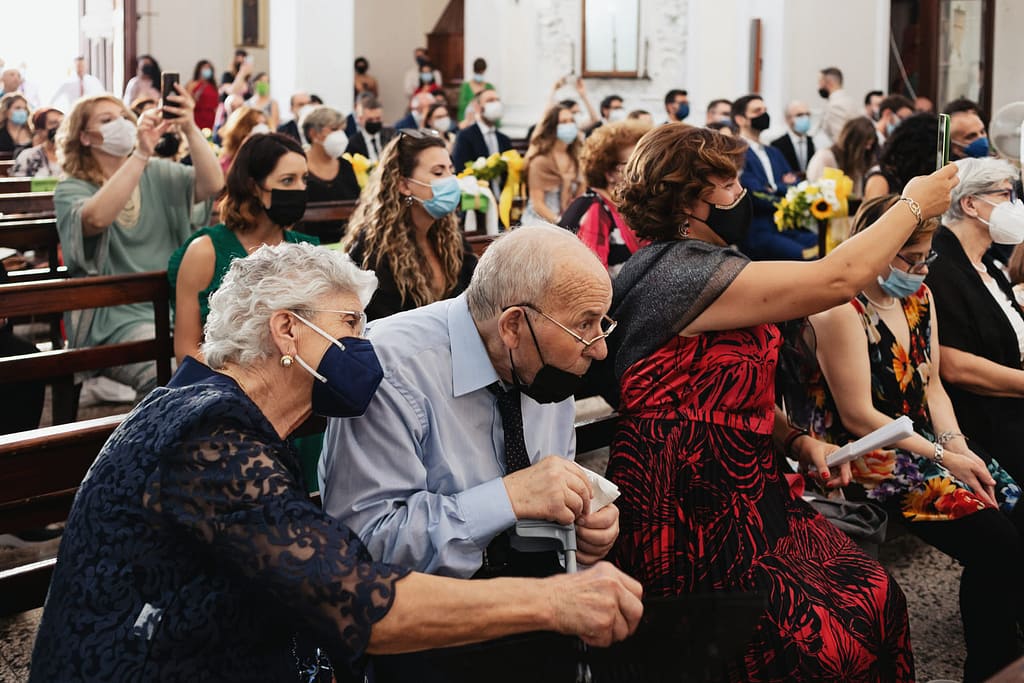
404, 194, 415, 206
280, 355, 294, 368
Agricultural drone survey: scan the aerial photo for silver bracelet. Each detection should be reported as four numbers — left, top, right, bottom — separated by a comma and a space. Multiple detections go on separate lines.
937, 431, 965, 445
933, 442, 945, 466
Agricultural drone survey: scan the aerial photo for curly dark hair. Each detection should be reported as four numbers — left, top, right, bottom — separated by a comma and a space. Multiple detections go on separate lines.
615, 124, 748, 242
877, 112, 938, 194
580, 120, 652, 189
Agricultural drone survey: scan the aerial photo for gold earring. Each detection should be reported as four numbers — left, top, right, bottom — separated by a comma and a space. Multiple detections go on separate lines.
280, 355, 294, 368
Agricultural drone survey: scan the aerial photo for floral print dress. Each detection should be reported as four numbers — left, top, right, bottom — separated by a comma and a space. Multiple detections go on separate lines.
808, 286, 1020, 521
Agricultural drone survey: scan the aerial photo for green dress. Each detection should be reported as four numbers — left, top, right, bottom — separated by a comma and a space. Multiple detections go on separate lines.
458, 81, 494, 121
167, 223, 324, 491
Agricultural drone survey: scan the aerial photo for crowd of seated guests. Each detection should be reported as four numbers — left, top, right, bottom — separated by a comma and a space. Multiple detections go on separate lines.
6, 43, 1024, 682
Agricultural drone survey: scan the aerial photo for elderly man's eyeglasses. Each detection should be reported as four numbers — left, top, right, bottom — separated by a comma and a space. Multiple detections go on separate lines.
507, 303, 616, 348
299, 309, 367, 335
896, 250, 938, 274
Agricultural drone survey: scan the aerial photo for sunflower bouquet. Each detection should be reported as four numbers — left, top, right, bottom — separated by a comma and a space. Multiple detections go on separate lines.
773, 169, 854, 253
456, 150, 525, 228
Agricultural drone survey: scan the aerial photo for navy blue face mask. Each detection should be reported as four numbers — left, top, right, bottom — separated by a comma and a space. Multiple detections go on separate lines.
292, 313, 384, 417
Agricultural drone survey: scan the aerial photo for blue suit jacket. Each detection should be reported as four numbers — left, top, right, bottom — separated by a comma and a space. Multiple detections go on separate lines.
451, 123, 513, 192
739, 145, 817, 260
393, 112, 417, 131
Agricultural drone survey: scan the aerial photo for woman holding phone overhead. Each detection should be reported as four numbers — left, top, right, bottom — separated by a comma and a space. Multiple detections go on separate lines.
602, 124, 958, 681
54, 87, 224, 394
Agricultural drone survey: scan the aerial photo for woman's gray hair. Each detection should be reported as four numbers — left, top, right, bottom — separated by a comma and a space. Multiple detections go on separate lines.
301, 105, 344, 140
945, 156, 1019, 223
466, 223, 587, 320
202, 242, 377, 369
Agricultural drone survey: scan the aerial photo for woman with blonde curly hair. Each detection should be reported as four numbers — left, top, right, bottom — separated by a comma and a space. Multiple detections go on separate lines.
218, 105, 269, 173
561, 119, 651, 275
341, 128, 475, 321
54, 91, 223, 393
0, 92, 32, 154
521, 103, 583, 225
600, 123, 958, 681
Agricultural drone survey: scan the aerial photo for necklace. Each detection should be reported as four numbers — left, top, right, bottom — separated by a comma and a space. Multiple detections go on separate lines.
862, 291, 898, 310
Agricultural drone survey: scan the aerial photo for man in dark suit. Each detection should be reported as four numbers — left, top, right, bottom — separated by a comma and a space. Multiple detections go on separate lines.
452, 89, 512, 193
344, 94, 395, 162
732, 94, 817, 261
276, 91, 312, 144
770, 100, 815, 178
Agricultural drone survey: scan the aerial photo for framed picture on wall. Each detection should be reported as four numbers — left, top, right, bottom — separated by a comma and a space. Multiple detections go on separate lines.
235, 0, 268, 48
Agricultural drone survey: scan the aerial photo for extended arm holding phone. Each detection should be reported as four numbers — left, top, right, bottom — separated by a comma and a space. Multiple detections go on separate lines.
162, 83, 225, 202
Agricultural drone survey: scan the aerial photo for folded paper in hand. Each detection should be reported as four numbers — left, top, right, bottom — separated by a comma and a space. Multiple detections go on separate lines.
577, 464, 620, 512
825, 415, 915, 468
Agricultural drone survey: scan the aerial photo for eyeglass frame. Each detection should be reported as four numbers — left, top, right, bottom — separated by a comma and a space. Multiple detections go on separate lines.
294, 308, 368, 336
503, 303, 617, 348
895, 249, 938, 274
976, 188, 1019, 204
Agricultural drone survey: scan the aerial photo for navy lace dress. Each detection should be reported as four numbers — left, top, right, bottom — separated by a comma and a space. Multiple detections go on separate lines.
30, 357, 409, 682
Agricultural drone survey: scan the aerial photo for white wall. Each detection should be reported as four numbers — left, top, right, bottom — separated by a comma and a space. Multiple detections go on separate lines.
135, 0, 262, 86
991, 1, 1024, 120
269, 0, 354, 118
354, 0, 448, 123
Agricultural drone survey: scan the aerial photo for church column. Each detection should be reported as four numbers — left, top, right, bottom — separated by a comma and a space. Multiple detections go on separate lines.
269, 0, 355, 115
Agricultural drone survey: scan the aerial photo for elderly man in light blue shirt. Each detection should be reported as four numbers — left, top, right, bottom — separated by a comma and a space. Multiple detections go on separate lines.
320, 225, 619, 579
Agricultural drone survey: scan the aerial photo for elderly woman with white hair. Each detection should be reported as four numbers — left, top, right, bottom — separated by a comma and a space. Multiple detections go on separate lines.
925, 157, 1024, 485
29, 242, 643, 683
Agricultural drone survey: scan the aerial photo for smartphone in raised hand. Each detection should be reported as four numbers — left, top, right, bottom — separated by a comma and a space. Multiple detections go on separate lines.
161, 72, 180, 120
937, 113, 951, 169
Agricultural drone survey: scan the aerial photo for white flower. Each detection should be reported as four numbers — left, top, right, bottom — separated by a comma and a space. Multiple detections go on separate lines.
472, 157, 487, 171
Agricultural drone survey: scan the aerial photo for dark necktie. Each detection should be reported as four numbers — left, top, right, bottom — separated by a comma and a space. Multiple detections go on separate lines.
492, 385, 531, 473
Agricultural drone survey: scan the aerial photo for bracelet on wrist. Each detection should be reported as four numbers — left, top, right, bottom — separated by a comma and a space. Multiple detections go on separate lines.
898, 196, 924, 228
933, 442, 945, 466
937, 431, 965, 445
783, 428, 810, 459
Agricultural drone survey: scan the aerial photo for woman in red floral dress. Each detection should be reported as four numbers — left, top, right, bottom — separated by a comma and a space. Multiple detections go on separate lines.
802, 194, 1024, 683
602, 125, 958, 681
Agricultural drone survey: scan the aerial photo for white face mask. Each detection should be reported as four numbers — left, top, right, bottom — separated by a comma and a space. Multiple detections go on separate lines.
250, 123, 271, 136
321, 130, 349, 158
94, 117, 136, 157
607, 108, 627, 123
482, 100, 503, 123
979, 196, 1024, 245
430, 116, 451, 133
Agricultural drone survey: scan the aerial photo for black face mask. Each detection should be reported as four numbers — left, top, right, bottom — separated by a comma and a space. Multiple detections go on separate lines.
750, 112, 770, 132
47, 127, 57, 142
415, 56, 428, 67
153, 132, 180, 158
263, 187, 307, 228
354, 62, 368, 75
364, 120, 382, 135
509, 313, 582, 404
818, 87, 830, 99
686, 189, 752, 246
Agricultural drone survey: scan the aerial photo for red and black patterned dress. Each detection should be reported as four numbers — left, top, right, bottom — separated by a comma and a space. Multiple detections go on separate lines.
606, 323, 915, 682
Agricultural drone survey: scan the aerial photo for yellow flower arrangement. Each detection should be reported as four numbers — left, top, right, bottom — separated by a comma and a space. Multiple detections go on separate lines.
342, 153, 377, 189
774, 168, 855, 253
458, 149, 524, 229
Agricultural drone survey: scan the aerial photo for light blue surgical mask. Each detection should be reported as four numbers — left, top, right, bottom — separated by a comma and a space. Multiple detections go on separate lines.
556, 122, 578, 144
793, 114, 811, 135
878, 266, 925, 299
200, 67, 213, 80
10, 109, 28, 126
472, 73, 485, 83
886, 115, 902, 137
407, 175, 461, 218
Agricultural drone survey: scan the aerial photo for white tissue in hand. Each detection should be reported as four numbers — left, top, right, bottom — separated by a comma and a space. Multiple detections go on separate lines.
578, 464, 620, 512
